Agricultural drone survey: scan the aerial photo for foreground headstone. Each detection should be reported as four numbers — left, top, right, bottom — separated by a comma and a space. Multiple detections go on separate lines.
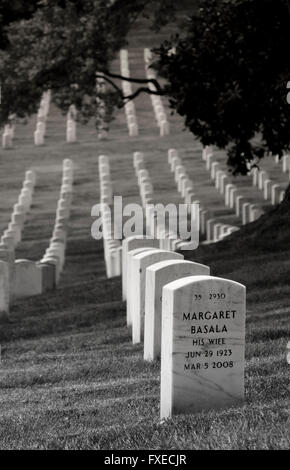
122, 236, 159, 301
14, 260, 42, 297
144, 260, 210, 361
130, 249, 184, 344
160, 275, 246, 420
0, 261, 9, 318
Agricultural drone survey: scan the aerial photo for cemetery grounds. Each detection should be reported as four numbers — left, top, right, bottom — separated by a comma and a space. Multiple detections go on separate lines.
0, 12, 289, 451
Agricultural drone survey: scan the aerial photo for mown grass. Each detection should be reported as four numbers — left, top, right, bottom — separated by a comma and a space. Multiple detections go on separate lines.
0, 235, 289, 449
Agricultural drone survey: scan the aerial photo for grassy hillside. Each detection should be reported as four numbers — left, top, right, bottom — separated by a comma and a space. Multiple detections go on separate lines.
0, 121, 289, 449
0, 232, 289, 449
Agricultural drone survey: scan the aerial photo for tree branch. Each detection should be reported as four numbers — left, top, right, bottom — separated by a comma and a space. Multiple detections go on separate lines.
122, 86, 163, 103
100, 69, 164, 94
96, 73, 124, 100
96, 72, 165, 106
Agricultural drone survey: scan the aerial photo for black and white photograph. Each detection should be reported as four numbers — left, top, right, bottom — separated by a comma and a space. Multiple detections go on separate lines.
0, 0, 289, 454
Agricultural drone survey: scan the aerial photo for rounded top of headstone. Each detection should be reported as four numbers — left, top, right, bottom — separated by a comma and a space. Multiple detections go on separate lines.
133, 249, 183, 261
123, 235, 157, 244
15, 259, 34, 265
163, 275, 246, 293
133, 151, 144, 158
147, 259, 210, 274
128, 247, 157, 257
63, 158, 73, 167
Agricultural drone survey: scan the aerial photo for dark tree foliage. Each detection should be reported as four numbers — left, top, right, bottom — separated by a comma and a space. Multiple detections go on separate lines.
0, 1, 38, 48
154, 0, 290, 174
0, 0, 176, 127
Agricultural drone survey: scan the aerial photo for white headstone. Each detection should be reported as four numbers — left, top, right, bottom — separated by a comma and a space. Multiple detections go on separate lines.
160, 275, 246, 420
263, 179, 272, 200
37, 262, 56, 292
122, 236, 159, 301
34, 130, 44, 146
160, 120, 170, 136
14, 260, 42, 297
2, 132, 12, 149
41, 256, 61, 284
126, 247, 156, 326
129, 123, 139, 137
242, 202, 251, 225
271, 184, 281, 205
130, 249, 184, 344
168, 149, 178, 164
133, 152, 144, 168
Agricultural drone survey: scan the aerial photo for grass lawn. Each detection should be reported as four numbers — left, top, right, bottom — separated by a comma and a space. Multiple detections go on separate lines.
0, 230, 289, 449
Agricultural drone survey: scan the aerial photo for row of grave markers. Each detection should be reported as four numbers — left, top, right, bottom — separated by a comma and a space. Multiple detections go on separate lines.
120, 50, 139, 137
133, 151, 194, 251
0, 170, 36, 250
169, 148, 239, 242
2, 48, 170, 147
66, 105, 77, 143
251, 167, 286, 205
37, 158, 74, 289
0, 169, 37, 315
121, 236, 246, 420
2, 115, 16, 149
144, 48, 170, 137
2, 90, 78, 148
275, 153, 290, 176
96, 147, 247, 419
2, 90, 51, 148
98, 147, 289, 417
96, 76, 109, 140
97, 155, 122, 277
0, 158, 74, 318
98, 148, 244, 280
99, 144, 284, 269
204, 146, 287, 211
203, 147, 265, 228
34, 90, 51, 146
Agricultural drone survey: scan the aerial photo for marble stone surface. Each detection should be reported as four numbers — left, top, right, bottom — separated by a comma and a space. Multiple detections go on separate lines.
126, 247, 157, 326
160, 275, 246, 420
38, 262, 56, 292
122, 236, 159, 301
144, 260, 210, 361
130, 250, 184, 344
14, 260, 42, 297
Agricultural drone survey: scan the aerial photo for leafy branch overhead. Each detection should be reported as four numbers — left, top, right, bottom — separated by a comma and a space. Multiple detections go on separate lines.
0, 0, 173, 127
154, 0, 290, 174
1, 0, 290, 178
